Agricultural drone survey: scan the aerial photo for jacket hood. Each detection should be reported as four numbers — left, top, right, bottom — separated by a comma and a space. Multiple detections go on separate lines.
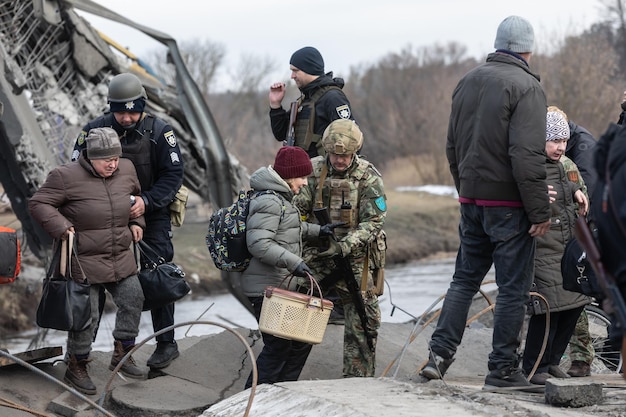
249, 166, 293, 197
301, 73, 344, 96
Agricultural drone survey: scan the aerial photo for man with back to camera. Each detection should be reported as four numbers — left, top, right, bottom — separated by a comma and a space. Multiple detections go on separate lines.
72, 72, 184, 370
269, 46, 355, 158
419, 15, 551, 390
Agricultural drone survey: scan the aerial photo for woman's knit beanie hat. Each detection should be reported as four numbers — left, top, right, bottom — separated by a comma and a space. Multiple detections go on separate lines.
86, 127, 122, 159
273, 146, 313, 179
546, 106, 570, 141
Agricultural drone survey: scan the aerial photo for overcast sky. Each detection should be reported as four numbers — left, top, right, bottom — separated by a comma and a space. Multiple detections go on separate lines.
83, 1, 605, 87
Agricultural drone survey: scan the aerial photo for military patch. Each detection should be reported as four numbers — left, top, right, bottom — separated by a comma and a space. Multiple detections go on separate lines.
170, 151, 181, 165
336, 105, 351, 119
375, 196, 386, 212
567, 171, 580, 183
77, 130, 87, 145
164, 130, 177, 147
124, 101, 135, 111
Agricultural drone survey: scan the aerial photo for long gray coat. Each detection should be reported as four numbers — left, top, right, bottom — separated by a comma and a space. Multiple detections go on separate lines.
532, 158, 590, 313
241, 166, 320, 297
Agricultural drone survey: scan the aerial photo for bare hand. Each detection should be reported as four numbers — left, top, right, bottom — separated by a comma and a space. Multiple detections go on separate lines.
61, 226, 75, 240
574, 190, 589, 216
130, 195, 145, 219
130, 225, 143, 242
269, 82, 286, 109
547, 185, 557, 204
529, 220, 551, 237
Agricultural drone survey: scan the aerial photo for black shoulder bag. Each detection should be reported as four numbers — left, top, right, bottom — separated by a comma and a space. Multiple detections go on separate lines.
136, 241, 190, 311
36, 233, 92, 331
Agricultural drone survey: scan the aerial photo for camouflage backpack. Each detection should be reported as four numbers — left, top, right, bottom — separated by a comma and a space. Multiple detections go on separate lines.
206, 189, 278, 272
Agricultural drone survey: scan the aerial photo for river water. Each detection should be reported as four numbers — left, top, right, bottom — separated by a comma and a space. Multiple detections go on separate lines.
4, 257, 496, 354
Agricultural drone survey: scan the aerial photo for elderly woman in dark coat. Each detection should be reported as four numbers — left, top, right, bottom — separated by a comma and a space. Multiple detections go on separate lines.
242, 146, 337, 389
29, 127, 146, 395
522, 107, 591, 385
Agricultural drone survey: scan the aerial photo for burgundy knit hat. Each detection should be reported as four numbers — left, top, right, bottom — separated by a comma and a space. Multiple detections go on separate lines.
273, 146, 313, 179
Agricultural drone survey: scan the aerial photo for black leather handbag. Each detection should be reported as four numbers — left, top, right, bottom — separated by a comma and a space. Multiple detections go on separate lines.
136, 241, 190, 311
36, 233, 91, 332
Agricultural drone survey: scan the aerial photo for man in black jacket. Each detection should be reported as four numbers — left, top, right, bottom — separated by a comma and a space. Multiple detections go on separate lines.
269, 46, 355, 158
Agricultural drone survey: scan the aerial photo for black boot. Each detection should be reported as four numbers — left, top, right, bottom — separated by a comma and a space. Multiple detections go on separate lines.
64, 355, 97, 395
110, 340, 146, 379
147, 341, 179, 369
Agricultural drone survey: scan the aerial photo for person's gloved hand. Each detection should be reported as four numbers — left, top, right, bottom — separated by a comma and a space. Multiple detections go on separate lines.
318, 239, 343, 258
319, 221, 347, 238
293, 261, 312, 277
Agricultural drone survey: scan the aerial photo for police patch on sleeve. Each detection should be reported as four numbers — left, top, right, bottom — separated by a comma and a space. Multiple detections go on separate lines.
374, 196, 387, 212
77, 130, 87, 146
164, 130, 177, 147
336, 105, 351, 119
170, 151, 181, 165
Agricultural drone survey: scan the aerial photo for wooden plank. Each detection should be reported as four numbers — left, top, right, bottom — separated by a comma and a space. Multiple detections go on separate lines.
0, 346, 63, 367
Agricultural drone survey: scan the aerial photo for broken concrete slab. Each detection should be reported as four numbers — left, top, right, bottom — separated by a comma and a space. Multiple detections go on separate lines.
545, 378, 604, 407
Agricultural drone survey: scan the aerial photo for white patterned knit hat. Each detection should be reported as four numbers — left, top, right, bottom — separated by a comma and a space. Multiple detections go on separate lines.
546, 110, 570, 141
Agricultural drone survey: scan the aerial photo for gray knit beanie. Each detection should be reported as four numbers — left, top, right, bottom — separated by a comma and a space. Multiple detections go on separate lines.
86, 127, 122, 160
494, 16, 535, 53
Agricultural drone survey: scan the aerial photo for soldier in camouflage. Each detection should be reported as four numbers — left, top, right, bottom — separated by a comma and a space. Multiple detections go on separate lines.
293, 119, 386, 377
561, 151, 595, 376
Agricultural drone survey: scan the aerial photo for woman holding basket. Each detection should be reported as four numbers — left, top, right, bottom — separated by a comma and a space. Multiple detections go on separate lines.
242, 146, 339, 389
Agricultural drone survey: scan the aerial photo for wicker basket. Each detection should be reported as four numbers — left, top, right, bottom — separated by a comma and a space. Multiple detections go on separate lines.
259, 274, 333, 344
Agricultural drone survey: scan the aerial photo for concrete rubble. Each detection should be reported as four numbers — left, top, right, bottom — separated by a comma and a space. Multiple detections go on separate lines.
0, 322, 624, 417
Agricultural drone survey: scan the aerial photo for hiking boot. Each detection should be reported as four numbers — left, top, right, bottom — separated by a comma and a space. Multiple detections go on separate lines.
147, 341, 179, 369
109, 340, 146, 379
420, 350, 454, 380
529, 372, 551, 385
567, 360, 591, 377
548, 365, 570, 378
64, 355, 96, 395
483, 367, 539, 391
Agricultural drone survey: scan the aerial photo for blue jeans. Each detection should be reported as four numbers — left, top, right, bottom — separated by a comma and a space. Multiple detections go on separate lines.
429, 204, 535, 372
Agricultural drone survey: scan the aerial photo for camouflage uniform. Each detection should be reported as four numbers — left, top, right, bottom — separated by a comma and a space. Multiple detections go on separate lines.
294, 120, 386, 377
561, 155, 595, 364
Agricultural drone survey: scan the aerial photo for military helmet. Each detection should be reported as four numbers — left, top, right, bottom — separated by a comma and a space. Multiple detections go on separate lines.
321, 119, 363, 155
107, 73, 147, 103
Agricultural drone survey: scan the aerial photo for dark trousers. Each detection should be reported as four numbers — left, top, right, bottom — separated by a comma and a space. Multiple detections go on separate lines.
523, 305, 585, 374
244, 296, 313, 389
430, 204, 535, 372
142, 220, 175, 343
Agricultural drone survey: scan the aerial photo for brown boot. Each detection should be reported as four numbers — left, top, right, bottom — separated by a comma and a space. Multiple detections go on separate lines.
109, 340, 146, 379
64, 355, 97, 395
567, 360, 591, 377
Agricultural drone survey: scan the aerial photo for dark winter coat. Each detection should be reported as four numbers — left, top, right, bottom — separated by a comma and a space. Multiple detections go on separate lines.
29, 157, 144, 284
241, 166, 320, 297
269, 73, 354, 157
446, 51, 550, 224
566, 121, 598, 196
533, 157, 590, 313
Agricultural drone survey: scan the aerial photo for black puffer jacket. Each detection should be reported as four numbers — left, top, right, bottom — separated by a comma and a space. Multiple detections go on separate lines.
446, 51, 550, 224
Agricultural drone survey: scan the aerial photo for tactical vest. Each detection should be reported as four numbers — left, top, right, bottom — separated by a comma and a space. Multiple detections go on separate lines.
90, 114, 163, 191
312, 156, 386, 294
313, 157, 371, 238
294, 85, 342, 157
